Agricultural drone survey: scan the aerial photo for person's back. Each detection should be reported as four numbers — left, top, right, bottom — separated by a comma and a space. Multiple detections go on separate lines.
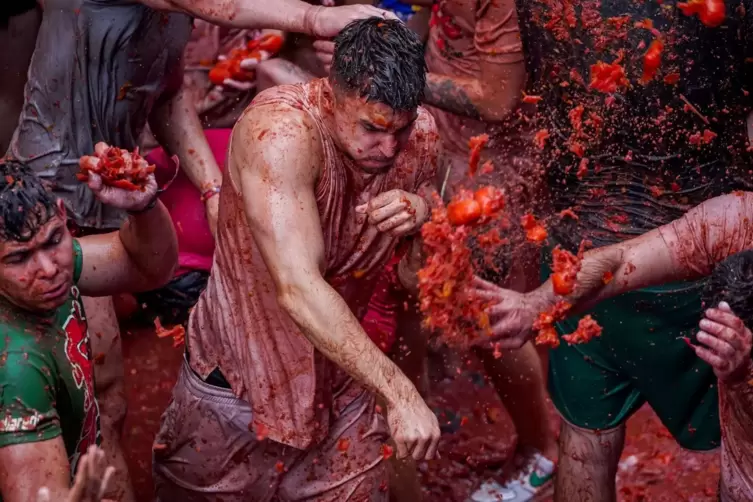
7, 0, 192, 229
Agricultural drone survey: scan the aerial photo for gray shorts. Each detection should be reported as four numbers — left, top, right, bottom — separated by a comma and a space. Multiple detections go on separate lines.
153, 360, 389, 501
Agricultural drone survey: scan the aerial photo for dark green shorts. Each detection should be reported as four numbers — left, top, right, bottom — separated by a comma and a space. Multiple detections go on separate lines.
543, 253, 720, 451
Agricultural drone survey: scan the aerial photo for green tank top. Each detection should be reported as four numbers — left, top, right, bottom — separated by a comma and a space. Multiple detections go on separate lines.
0, 239, 101, 483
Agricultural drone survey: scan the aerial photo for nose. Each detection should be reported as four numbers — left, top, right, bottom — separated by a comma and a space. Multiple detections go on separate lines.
36, 252, 58, 280
380, 134, 399, 158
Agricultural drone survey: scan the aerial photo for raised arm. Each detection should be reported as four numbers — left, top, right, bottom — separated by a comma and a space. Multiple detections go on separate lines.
137, 0, 395, 38
231, 106, 439, 460
150, 82, 223, 236
423, 0, 526, 122
75, 174, 178, 297
476, 192, 753, 348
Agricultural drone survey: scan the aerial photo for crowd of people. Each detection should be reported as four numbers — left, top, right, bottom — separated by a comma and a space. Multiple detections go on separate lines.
0, 0, 752, 501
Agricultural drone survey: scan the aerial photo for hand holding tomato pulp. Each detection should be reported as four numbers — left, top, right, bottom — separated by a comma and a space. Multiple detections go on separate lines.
78, 142, 155, 191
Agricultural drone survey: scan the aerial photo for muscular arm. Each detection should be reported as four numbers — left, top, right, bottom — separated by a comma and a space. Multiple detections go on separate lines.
534, 192, 753, 313
423, 0, 525, 122
76, 204, 178, 296
0, 438, 70, 502
232, 107, 421, 408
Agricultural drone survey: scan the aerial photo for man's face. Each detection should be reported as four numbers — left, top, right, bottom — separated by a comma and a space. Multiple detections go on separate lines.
331, 89, 417, 173
0, 203, 74, 313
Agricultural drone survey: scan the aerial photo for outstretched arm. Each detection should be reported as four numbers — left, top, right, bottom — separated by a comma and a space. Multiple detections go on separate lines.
232, 106, 439, 460
476, 192, 753, 348
75, 174, 178, 297
137, 0, 395, 38
150, 78, 223, 236
423, 0, 525, 121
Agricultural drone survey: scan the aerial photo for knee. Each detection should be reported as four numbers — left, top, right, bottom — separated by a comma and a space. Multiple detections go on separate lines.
559, 421, 625, 466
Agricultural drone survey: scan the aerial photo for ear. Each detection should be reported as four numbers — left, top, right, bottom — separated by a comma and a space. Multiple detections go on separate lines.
56, 199, 67, 219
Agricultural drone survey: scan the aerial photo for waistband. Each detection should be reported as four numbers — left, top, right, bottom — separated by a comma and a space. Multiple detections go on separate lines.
178, 357, 247, 407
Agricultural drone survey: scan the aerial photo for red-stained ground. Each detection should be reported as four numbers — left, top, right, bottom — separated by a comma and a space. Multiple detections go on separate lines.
121, 325, 721, 501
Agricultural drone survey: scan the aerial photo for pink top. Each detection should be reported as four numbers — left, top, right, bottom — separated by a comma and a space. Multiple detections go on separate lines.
660, 192, 753, 502
187, 79, 438, 449
147, 128, 230, 276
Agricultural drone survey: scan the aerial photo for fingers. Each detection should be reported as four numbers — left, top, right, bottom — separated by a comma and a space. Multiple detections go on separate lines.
705, 308, 747, 334
699, 318, 744, 351
472, 276, 501, 292
389, 220, 415, 237
693, 344, 729, 372
312, 40, 335, 54
696, 330, 737, 359
425, 429, 440, 460
79, 155, 100, 171
371, 200, 407, 226
98, 467, 116, 500
394, 437, 410, 460
86, 172, 104, 192
222, 79, 255, 91
411, 435, 429, 461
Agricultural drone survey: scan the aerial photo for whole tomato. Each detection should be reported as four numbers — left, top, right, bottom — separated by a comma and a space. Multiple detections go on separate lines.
699, 0, 725, 27
474, 186, 505, 216
447, 199, 482, 226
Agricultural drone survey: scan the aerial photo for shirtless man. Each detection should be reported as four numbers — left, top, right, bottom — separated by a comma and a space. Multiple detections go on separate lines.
475, 191, 753, 501
153, 18, 440, 500
0, 160, 177, 502
7, 1, 395, 499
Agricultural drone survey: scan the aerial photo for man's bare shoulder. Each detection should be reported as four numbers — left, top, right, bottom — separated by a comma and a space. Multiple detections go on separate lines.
413, 106, 439, 138
232, 91, 323, 181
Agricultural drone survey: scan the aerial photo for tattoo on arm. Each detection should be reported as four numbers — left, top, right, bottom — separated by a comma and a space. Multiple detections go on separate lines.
424, 75, 481, 120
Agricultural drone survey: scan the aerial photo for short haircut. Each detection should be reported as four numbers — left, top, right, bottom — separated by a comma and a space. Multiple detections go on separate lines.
701, 250, 753, 327
331, 17, 426, 111
0, 160, 58, 242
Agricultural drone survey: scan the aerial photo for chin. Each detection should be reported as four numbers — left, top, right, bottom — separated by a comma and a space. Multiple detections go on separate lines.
357, 159, 394, 173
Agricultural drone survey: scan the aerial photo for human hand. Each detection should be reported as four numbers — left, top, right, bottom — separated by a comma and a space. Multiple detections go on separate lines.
312, 40, 334, 74
692, 302, 753, 383
385, 389, 440, 461
356, 190, 429, 237
204, 195, 220, 238
37, 445, 115, 502
471, 277, 552, 349
86, 169, 158, 213
306, 5, 399, 38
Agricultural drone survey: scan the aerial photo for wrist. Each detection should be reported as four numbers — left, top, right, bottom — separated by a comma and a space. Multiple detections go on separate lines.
127, 196, 159, 216
201, 185, 221, 203
722, 358, 753, 385
302, 5, 322, 36
383, 377, 420, 409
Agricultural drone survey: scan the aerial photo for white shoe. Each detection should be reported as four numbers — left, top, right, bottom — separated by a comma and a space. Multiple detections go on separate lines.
469, 452, 555, 502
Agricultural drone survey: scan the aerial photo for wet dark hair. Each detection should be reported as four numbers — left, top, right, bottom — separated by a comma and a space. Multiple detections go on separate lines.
0, 160, 58, 242
331, 17, 426, 111
701, 250, 753, 327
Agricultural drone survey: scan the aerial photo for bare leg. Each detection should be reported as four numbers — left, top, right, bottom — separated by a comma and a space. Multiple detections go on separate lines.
83, 296, 135, 502
475, 342, 557, 461
555, 421, 625, 502
0, 6, 42, 153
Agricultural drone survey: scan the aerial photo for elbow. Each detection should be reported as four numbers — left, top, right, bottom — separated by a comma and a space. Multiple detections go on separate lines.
143, 253, 179, 291
276, 282, 310, 320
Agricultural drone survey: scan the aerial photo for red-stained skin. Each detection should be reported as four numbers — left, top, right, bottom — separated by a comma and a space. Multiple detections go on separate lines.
327, 87, 418, 173
0, 201, 74, 313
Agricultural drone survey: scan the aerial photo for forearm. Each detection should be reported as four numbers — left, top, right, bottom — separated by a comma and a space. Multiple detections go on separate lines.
424, 72, 519, 122
149, 88, 222, 193
156, 0, 318, 34
280, 280, 420, 406
119, 203, 179, 288
536, 234, 690, 314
